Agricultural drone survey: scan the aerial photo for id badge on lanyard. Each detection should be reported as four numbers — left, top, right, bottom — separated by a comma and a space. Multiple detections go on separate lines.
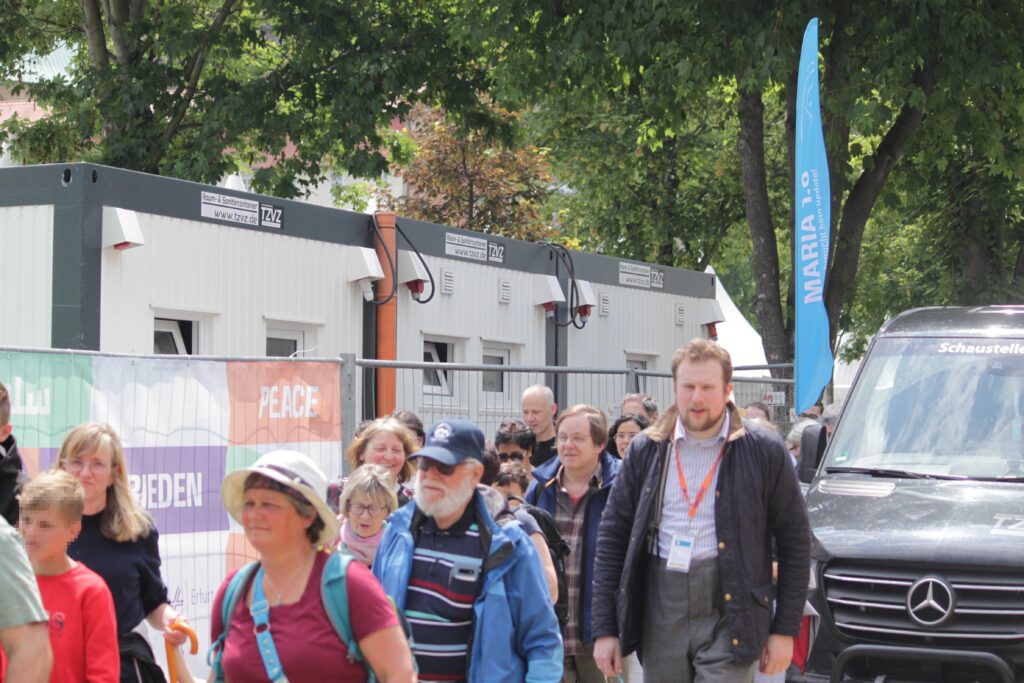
666, 534, 695, 572
665, 440, 725, 573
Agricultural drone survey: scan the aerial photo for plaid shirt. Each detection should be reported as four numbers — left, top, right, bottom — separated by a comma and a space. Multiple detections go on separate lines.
553, 462, 602, 656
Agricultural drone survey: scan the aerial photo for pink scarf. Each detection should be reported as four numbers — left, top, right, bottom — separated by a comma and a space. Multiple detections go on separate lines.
341, 518, 384, 566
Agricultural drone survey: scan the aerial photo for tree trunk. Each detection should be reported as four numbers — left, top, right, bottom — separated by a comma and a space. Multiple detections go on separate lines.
1010, 246, 1024, 303
80, 0, 109, 68
785, 67, 797, 345
737, 88, 788, 370
824, 59, 937, 345
461, 141, 474, 228
822, 0, 852, 258
108, 0, 132, 66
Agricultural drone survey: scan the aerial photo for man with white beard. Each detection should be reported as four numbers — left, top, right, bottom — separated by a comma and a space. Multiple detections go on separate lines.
374, 418, 564, 683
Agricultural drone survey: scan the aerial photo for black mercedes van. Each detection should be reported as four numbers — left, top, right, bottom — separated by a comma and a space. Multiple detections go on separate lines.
805, 306, 1024, 683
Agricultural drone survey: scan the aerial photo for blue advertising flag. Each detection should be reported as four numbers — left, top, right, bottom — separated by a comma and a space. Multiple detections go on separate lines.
794, 17, 834, 414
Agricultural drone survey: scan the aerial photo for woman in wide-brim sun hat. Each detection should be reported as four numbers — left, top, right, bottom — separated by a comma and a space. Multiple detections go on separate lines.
210, 450, 415, 682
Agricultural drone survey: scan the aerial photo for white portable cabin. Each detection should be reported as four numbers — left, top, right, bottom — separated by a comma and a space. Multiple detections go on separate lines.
0, 163, 724, 427
389, 218, 722, 428
0, 163, 375, 359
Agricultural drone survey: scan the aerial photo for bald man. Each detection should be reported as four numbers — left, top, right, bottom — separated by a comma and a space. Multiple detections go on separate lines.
521, 385, 558, 468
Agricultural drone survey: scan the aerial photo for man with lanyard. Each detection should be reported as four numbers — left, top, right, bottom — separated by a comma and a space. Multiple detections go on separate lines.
590, 339, 810, 683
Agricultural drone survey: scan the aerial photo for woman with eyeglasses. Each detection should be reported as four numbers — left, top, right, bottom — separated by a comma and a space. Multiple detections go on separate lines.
328, 417, 417, 514
55, 423, 187, 682
336, 464, 399, 567
494, 418, 537, 475
607, 412, 651, 458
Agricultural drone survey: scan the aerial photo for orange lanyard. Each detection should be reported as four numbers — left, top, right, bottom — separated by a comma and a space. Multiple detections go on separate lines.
674, 440, 726, 518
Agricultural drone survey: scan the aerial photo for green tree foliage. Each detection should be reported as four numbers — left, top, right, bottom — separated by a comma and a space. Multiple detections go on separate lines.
843, 130, 1024, 360
529, 84, 748, 271
0, 0, 495, 196
380, 104, 554, 241
453, 0, 1024, 364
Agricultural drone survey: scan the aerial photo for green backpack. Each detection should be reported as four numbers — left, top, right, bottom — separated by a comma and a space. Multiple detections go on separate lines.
207, 552, 408, 681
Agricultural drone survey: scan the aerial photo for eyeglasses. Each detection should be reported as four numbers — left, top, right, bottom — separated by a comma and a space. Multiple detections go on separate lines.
64, 459, 112, 475
499, 451, 526, 463
613, 432, 640, 443
416, 459, 458, 476
349, 503, 387, 517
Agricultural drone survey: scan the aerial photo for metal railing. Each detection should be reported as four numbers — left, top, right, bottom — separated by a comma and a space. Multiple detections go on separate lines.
355, 359, 796, 439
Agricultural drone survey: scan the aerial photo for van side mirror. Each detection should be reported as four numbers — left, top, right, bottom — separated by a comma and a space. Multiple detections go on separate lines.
798, 422, 827, 484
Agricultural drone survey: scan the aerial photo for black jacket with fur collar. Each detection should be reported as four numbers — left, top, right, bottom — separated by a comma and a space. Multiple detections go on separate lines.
591, 403, 810, 663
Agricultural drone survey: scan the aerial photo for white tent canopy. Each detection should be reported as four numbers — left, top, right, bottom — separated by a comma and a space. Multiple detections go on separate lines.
707, 266, 768, 376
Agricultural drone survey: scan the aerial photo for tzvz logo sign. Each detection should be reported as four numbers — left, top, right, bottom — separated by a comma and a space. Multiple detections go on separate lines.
992, 514, 1024, 536
651, 269, 665, 288
488, 242, 505, 262
260, 204, 283, 229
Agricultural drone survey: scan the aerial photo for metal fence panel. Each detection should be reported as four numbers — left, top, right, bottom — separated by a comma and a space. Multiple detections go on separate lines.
357, 360, 798, 440
0, 346, 354, 680
358, 360, 633, 440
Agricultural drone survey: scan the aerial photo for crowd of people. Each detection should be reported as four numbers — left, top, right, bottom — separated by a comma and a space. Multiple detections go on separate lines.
0, 338, 815, 683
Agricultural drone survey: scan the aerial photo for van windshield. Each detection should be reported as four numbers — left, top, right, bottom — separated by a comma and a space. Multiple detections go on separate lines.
828, 337, 1024, 479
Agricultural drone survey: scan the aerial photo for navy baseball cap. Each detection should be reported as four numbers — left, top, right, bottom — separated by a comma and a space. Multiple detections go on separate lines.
412, 419, 485, 465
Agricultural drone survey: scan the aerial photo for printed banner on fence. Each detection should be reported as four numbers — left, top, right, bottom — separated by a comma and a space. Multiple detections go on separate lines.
0, 350, 345, 678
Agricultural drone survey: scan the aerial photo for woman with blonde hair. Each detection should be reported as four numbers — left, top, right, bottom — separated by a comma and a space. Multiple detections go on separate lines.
336, 464, 399, 566
328, 417, 417, 513
55, 422, 187, 683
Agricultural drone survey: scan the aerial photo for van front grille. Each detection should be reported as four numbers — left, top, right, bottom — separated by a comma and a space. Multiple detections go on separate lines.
822, 562, 1024, 647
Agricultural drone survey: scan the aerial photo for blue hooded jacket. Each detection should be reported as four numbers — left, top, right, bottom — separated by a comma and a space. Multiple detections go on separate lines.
525, 450, 620, 645
373, 491, 563, 682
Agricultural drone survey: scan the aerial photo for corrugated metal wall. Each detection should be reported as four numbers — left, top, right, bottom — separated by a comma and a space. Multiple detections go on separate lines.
99, 211, 366, 357
566, 284, 705, 415
0, 205, 53, 347
393, 254, 547, 426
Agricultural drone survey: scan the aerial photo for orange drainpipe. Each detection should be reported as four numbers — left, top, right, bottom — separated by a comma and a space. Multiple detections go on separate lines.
374, 211, 398, 417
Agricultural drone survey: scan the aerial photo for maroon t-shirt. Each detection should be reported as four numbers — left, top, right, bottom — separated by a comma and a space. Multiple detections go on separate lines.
211, 551, 398, 682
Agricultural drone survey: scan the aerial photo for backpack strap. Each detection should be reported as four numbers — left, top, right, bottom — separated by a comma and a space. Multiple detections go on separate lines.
644, 439, 673, 557
250, 566, 289, 682
321, 551, 416, 683
207, 561, 260, 681
321, 552, 361, 661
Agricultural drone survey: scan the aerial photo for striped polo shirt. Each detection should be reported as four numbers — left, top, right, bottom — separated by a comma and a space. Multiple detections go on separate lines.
657, 412, 730, 562
404, 503, 484, 682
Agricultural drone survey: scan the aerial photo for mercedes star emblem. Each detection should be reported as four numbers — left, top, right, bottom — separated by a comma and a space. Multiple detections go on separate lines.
906, 576, 956, 627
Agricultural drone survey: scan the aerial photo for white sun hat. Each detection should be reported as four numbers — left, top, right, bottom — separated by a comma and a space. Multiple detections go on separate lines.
221, 450, 340, 547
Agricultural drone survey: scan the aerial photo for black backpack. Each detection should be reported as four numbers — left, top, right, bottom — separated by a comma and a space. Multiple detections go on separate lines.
512, 498, 571, 629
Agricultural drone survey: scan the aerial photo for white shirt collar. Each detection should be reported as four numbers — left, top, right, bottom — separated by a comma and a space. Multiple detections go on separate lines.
675, 409, 730, 444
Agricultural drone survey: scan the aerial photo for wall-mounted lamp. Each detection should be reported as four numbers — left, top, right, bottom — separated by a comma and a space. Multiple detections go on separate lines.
397, 250, 430, 301
534, 275, 565, 319
102, 207, 145, 251
347, 247, 385, 302
699, 299, 726, 341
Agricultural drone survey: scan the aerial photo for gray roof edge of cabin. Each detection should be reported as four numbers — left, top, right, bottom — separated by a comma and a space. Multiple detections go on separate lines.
393, 217, 716, 299
0, 162, 374, 248
1, 163, 715, 299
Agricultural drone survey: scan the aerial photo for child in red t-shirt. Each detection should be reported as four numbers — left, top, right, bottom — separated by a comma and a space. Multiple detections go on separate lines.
16, 470, 119, 683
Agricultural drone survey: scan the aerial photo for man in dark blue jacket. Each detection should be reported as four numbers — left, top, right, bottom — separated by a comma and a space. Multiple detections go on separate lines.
591, 339, 809, 683
527, 404, 620, 683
